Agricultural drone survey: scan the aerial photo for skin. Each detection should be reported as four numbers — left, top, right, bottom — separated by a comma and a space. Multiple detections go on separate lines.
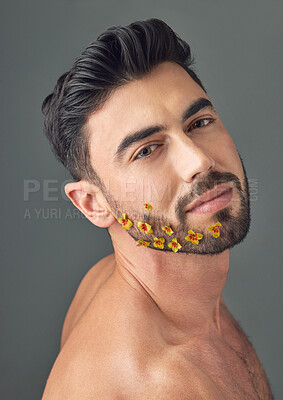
42, 62, 273, 399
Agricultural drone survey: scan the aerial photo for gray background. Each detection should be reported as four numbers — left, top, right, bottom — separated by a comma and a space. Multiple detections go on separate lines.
1, 0, 282, 399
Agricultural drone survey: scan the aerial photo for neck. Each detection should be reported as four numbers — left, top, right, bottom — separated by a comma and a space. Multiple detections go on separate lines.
109, 223, 230, 341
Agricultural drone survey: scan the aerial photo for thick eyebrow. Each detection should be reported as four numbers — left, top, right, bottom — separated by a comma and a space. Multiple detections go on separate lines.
114, 97, 215, 163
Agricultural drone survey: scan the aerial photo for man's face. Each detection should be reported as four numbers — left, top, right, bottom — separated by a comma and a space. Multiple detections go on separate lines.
87, 62, 250, 255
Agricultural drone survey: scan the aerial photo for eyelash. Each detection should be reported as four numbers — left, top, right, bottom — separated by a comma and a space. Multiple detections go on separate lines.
134, 117, 216, 160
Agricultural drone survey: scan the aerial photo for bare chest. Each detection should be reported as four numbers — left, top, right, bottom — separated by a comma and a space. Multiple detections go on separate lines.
183, 308, 273, 400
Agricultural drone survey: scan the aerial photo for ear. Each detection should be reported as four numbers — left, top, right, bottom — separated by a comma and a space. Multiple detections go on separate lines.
64, 180, 116, 228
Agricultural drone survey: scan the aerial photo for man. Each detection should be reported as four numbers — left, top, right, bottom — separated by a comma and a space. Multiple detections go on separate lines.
41, 18, 273, 399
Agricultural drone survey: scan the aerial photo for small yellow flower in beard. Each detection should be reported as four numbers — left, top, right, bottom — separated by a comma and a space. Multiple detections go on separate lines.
168, 238, 182, 253
208, 222, 222, 238
185, 230, 203, 245
137, 221, 153, 235
136, 240, 150, 247
161, 225, 174, 236
144, 203, 152, 211
117, 213, 133, 230
153, 237, 165, 249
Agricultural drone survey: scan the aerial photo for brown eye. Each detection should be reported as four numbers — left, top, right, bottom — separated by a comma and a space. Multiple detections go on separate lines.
135, 144, 159, 160
189, 118, 215, 131
140, 147, 151, 156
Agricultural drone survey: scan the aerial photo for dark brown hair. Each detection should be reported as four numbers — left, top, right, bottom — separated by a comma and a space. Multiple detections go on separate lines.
42, 18, 206, 186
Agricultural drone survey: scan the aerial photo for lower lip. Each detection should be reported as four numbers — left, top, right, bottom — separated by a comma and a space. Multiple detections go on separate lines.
188, 188, 233, 214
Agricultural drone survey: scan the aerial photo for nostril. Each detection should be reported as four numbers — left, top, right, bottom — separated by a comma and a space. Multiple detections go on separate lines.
191, 172, 201, 181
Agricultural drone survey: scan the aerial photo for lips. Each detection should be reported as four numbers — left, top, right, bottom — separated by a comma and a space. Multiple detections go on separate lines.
186, 184, 232, 213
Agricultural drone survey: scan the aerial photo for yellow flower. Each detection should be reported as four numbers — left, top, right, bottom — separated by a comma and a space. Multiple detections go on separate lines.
208, 222, 222, 238
144, 203, 152, 211
185, 229, 203, 245
161, 225, 174, 236
153, 237, 165, 249
168, 238, 182, 253
117, 213, 133, 230
137, 221, 153, 235
136, 240, 150, 247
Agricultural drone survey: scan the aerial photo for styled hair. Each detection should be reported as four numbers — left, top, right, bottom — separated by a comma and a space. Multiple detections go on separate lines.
42, 18, 206, 186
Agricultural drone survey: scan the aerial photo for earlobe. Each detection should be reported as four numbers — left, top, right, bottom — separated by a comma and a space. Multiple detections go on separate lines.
64, 181, 116, 228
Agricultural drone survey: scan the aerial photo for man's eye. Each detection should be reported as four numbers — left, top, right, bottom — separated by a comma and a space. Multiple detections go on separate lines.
133, 118, 215, 161
189, 117, 215, 131
135, 144, 159, 160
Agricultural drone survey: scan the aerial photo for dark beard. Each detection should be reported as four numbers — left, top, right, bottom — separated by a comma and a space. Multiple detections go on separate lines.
103, 153, 251, 256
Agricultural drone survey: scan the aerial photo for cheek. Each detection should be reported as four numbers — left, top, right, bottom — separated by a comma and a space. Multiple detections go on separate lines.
105, 172, 164, 207
210, 132, 243, 175
224, 138, 243, 177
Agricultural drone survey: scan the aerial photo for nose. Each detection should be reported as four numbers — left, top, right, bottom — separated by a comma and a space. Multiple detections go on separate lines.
172, 136, 215, 183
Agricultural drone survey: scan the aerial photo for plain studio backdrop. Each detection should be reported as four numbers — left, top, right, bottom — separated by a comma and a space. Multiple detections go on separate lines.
0, 1, 282, 399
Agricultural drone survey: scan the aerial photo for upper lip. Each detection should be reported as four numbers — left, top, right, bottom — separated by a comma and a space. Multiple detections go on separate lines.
186, 184, 232, 212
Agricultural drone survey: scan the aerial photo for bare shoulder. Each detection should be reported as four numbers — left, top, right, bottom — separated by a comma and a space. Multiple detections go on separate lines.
116, 347, 226, 400
43, 270, 225, 399
60, 252, 115, 348
42, 336, 224, 400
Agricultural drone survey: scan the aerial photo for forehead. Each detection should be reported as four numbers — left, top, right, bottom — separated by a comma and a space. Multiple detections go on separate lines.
87, 61, 207, 170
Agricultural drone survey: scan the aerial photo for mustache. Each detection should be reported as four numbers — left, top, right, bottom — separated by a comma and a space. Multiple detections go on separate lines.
175, 171, 242, 219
